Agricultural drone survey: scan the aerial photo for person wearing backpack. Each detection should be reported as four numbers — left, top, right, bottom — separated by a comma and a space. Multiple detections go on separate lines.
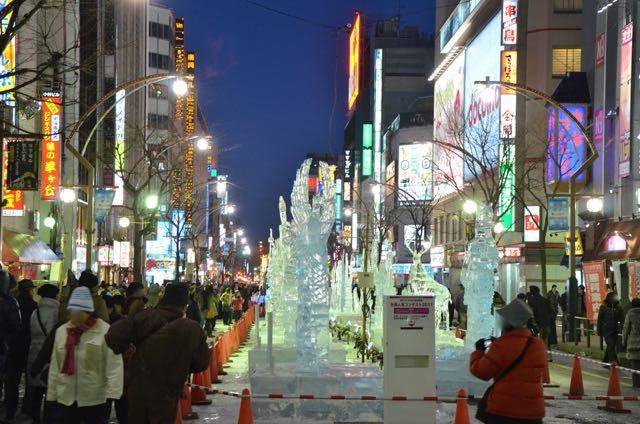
470, 299, 547, 423
25, 284, 59, 423
105, 283, 211, 423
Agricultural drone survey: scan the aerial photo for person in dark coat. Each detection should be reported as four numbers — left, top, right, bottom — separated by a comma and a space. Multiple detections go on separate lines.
597, 292, 625, 364
4, 279, 37, 420
0, 271, 20, 404
622, 298, 640, 387
105, 283, 211, 423
546, 285, 560, 345
526, 286, 554, 348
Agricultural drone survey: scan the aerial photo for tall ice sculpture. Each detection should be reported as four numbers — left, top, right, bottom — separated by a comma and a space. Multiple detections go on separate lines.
461, 204, 499, 349
290, 159, 335, 373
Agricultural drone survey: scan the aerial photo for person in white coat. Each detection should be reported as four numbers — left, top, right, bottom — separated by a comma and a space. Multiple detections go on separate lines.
26, 283, 59, 423
47, 286, 123, 423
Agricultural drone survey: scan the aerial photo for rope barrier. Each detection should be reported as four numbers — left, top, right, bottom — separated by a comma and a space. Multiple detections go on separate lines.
547, 350, 640, 375
184, 385, 640, 402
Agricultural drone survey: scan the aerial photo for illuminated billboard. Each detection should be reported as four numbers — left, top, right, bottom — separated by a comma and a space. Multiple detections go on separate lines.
0, 0, 15, 104
546, 104, 587, 184
41, 93, 62, 201
619, 23, 632, 177
433, 52, 465, 198
464, 12, 501, 179
2, 140, 23, 216
348, 12, 361, 110
362, 122, 373, 177
113, 89, 126, 206
398, 143, 433, 204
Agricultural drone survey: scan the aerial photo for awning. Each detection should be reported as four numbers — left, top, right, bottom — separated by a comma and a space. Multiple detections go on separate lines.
2, 230, 60, 264
583, 218, 640, 262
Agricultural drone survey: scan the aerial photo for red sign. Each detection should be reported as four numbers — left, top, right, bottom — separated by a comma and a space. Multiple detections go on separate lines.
583, 261, 606, 320
2, 140, 23, 216
40, 93, 62, 200
593, 108, 604, 143
503, 246, 522, 258
595, 33, 605, 67
629, 262, 638, 300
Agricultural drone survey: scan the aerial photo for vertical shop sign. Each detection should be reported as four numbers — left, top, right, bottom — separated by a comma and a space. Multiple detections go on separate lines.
583, 261, 606, 320
2, 139, 23, 216
618, 23, 632, 178
40, 92, 62, 201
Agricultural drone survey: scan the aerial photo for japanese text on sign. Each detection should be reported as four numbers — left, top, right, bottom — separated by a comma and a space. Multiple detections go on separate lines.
40, 93, 62, 201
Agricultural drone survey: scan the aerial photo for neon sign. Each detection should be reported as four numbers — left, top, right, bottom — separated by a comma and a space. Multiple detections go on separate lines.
348, 12, 361, 110
40, 93, 62, 201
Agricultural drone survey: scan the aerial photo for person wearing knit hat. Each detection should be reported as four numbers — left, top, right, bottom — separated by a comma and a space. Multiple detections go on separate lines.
60, 270, 109, 323
470, 299, 547, 423
47, 287, 122, 421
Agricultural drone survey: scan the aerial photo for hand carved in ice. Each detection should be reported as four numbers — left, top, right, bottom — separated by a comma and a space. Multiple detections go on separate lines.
290, 159, 335, 373
461, 204, 499, 349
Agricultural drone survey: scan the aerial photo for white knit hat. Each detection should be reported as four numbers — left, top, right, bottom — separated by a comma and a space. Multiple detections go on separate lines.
67, 286, 95, 312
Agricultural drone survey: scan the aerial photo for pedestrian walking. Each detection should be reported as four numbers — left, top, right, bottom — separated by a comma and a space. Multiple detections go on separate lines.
547, 285, 560, 345
470, 299, 546, 423
597, 291, 625, 364
4, 279, 37, 421
220, 288, 233, 325
105, 283, 211, 423
25, 284, 59, 423
47, 286, 123, 423
203, 285, 218, 337
232, 291, 244, 321
622, 298, 640, 387
527, 286, 554, 348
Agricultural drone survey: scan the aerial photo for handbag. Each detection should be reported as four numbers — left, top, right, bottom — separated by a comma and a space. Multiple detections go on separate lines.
476, 337, 534, 423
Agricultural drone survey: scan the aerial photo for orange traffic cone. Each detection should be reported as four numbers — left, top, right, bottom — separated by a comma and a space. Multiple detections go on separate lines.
223, 332, 233, 364
542, 357, 559, 388
180, 384, 199, 420
598, 363, 631, 413
453, 389, 470, 424
202, 365, 214, 393
564, 355, 584, 396
191, 373, 212, 405
174, 401, 182, 424
237, 388, 254, 424
215, 338, 228, 375
210, 343, 223, 384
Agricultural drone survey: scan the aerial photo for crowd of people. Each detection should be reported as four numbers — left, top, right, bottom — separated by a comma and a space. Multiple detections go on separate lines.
0, 268, 261, 423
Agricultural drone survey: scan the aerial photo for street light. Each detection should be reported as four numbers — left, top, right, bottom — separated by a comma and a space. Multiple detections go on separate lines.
119, 217, 131, 228
226, 204, 236, 215
172, 79, 189, 96
145, 194, 159, 210
241, 237, 247, 244
196, 137, 209, 151
43, 216, 56, 229
586, 197, 604, 213
237, 228, 245, 236
494, 222, 505, 234
462, 199, 477, 214
344, 207, 353, 217
59, 188, 77, 204
216, 181, 227, 196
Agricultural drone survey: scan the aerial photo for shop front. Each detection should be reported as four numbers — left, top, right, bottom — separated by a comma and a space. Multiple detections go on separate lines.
2, 229, 61, 282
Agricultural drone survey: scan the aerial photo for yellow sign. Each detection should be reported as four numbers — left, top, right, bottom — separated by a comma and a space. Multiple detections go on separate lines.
564, 229, 583, 256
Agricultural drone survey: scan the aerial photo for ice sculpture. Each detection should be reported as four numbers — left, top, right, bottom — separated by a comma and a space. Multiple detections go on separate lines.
277, 196, 298, 345
461, 204, 499, 349
265, 229, 277, 313
290, 159, 335, 373
408, 246, 461, 346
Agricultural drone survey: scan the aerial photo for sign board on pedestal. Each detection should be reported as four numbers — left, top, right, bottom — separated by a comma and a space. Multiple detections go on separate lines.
383, 295, 436, 423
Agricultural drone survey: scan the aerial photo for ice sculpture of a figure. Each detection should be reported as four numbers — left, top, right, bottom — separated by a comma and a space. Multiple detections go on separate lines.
372, 240, 393, 332
407, 246, 460, 345
265, 229, 277, 313
277, 196, 298, 345
461, 204, 499, 350
290, 160, 335, 373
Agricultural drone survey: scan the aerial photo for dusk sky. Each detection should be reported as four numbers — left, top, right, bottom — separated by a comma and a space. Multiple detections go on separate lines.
162, 0, 436, 244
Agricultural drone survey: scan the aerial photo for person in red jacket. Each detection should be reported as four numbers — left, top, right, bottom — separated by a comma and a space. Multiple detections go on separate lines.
470, 299, 546, 424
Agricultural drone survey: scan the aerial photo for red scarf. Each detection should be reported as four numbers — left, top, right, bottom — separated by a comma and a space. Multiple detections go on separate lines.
60, 316, 97, 375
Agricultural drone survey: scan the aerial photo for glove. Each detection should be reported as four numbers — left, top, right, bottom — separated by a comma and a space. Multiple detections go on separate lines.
475, 338, 487, 351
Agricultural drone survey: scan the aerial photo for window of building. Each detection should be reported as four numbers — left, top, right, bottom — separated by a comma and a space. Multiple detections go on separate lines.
148, 83, 168, 99
148, 52, 171, 70
554, 0, 582, 13
149, 22, 172, 40
552, 48, 581, 77
148, 113, 169, 130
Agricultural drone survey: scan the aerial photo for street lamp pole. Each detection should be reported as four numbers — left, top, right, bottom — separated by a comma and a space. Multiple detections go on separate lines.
474, 80, 599, 341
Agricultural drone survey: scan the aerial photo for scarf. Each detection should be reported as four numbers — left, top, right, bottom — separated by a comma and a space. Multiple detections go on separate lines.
60, 316, 97, 375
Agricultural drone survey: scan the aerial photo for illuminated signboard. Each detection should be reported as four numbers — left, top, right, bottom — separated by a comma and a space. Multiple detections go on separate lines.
184, 52, 196, 223
348, 12, 361, 110
501, 0, 518, 45
593, 108, 604, 143
546, 104, 587, 184
500, 50, 517, 91
362, 122, 373, 177
2, 140, 23, 216
113, 89, 125, 206
619, 23, 632, 178
499, 48, 517, 231
398, 143, 433, 203
0, 0, 15, 104
41, 93, 62, 201
498, 144, 515, 229
595, 33, 605, 67
606, 234, 627, 252
434, 52, 465, 198
524, 205, 540, 242
373, 49, 383, 184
